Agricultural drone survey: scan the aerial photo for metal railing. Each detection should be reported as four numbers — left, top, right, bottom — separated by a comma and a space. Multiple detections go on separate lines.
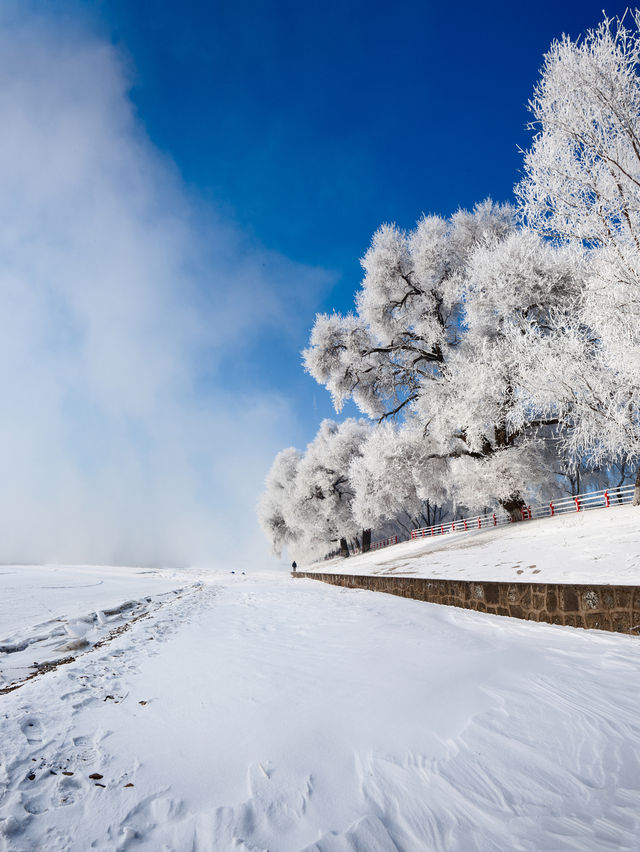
370, 535, 398, 551
410, 484, 636, 541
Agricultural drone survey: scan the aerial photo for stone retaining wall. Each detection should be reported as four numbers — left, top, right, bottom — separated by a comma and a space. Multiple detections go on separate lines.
293, 572, 640, 634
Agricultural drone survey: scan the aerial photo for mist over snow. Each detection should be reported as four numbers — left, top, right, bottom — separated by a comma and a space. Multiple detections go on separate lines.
0, 5, 332, 567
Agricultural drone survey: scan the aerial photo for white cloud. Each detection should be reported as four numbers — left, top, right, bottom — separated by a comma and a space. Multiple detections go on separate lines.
0, 5, 331, 567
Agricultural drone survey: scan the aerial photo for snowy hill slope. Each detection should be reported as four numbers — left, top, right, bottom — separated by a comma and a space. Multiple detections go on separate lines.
306, 503, 640, 585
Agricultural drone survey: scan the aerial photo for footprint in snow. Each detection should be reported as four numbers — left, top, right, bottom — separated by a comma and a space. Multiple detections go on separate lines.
72, 734, 102, 765
20, 716, 42, 745
117, 793, 184, 849
56, 774, 82, 807
22, 793, 49, 815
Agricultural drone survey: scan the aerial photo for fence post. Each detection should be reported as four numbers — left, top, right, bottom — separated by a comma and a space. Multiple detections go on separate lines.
604, 490, 610, 508
549, 501, 555, 516
463, 519, 468, 531
492, 513, 497, 526
574, 496, 581, 512
477, 517, 481, 528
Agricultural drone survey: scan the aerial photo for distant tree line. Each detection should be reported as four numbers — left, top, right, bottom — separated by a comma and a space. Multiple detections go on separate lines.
259, 12, 640, 563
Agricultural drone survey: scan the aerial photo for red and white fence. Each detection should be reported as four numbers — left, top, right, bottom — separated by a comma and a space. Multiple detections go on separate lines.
410, 484, 636, 541
411, 510, 511, 540
370, 535, 398, 552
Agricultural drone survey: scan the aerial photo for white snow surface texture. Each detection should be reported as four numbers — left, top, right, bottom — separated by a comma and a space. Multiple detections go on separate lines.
307, 504, 640, 584
1, 529, 640, 850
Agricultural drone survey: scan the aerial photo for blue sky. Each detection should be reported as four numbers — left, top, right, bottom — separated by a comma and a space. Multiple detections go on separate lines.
91, 0, 630, 416
0, 0, 630, 565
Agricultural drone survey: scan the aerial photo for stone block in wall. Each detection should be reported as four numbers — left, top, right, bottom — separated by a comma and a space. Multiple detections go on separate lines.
532, 591, 545, 609
485, 584, 500, 605
582, 590, 600, 611
546, 589, 558, 612
450, 582, 464, 599
601, 589, 615, 609
505, 585, 519, 604
611, 612, 632, 633
585, 612, 607, 630
561, 587, 579, 612
470, 584, 484, 601
600, 613, 613, 631
616, 588, 632, 609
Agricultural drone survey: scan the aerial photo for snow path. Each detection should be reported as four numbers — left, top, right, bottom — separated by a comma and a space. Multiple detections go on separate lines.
2, 570, 640, 850
308, 504, 640, 585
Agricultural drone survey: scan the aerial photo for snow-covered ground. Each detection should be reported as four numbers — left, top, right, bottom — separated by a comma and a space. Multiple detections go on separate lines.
307, 503, 640, 585
0, 565, 191, 691
2, 561, 640, 851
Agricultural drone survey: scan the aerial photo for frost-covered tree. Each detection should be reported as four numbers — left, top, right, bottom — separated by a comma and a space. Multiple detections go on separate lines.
259, 419, 371, 562
348, 420, 450, 534
510, 318, 640, 495
517, 11, 640, 500
423, 229, 579, 511
293, 418, 370, 557
517, 11, 640, 254
304, 204, 575, 517
304, 201, 513, 420
257, 447, 303, 557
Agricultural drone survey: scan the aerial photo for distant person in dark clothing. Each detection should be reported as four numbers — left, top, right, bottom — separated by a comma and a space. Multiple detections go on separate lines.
291, 561, 297, 571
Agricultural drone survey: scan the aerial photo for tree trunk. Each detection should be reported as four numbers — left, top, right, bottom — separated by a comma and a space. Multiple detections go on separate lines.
339, 537, 350, 558
501, 493, 526, 522
362, 528, 371, 553
633, 468, 640, 506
